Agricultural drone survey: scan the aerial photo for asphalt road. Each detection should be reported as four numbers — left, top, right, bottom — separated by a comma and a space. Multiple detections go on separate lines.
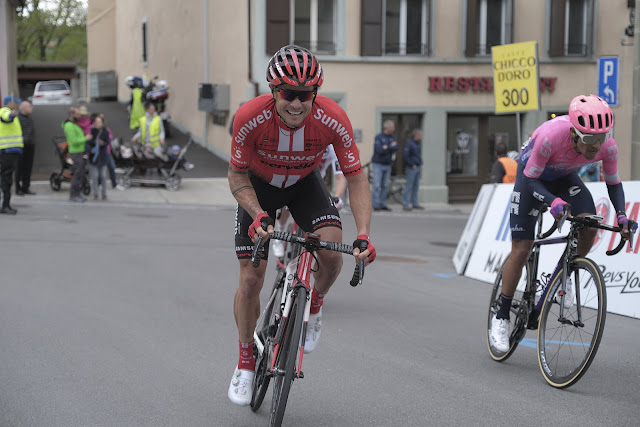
28, 102, 229, 181
0, 200, 638, 426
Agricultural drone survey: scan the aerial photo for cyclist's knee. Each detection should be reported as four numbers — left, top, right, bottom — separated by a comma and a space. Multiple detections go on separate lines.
510, 240, 534, 265
317, 250, 343, 275
238, 261, 265, 296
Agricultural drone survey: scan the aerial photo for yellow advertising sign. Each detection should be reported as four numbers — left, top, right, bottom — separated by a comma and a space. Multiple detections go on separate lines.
491, 41, 540, 113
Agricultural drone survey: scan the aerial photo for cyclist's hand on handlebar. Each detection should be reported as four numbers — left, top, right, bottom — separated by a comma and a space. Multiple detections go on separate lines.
248, 213, 275, 244
550, 197, 570, 220
353, 234, 376, 265
616, 213, 638, 240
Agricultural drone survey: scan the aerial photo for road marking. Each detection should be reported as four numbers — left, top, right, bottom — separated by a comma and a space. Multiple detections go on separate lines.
519, 337, 589, 349
432, 273, 457, 279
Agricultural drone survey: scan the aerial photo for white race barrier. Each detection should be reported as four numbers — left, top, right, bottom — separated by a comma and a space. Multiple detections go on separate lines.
460, 181, 640, 319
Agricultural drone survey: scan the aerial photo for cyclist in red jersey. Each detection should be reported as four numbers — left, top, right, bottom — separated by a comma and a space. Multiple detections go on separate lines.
227, 45, 376, 406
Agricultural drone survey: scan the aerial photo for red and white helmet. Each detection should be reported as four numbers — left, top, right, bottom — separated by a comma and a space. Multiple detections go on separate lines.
569, 94, 613, 133
266, 45, 323, 88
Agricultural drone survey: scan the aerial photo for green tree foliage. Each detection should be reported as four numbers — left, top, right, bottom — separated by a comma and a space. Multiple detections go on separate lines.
17, 0, 87, 67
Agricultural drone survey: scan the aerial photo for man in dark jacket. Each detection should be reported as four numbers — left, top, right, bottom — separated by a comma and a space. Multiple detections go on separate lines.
371, 120, 398, 211
15, 100, 36, 195
402, 129, 424, 211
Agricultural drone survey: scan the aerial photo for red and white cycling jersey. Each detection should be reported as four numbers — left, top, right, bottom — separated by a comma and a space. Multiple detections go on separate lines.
230, 94, 362, 188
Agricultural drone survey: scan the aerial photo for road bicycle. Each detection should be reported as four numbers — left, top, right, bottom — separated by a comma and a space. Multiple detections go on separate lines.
362, 161, 405, 204
249, 229, 366, 426
487, 205, 636, 388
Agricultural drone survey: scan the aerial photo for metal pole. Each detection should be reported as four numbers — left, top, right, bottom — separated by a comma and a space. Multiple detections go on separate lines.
632, 4, 640, 180
516, 112, 521, 148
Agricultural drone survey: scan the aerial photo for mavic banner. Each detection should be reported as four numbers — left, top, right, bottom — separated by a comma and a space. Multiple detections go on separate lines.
463, 181, 640, 319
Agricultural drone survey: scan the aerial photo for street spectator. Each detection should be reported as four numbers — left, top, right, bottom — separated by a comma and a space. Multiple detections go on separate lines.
169, 144, 194, 170
0, 95, 24, 214
88, 116, 111, 200
91, 112, 117, 189
402, 129, 424, 211
578, 161, 603, 183
489, 141, 517, 183
131, 103, 169, 161
129, 83, 145, 130
15, 100, 36, 195
371, 119, 398, 211
62, 107, 91, 202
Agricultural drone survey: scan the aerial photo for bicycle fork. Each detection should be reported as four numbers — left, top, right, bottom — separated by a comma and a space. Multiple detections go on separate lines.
269, 251, 313, 380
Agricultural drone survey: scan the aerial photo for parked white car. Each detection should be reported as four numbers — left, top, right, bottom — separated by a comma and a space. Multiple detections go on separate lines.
31, 80, 72, 105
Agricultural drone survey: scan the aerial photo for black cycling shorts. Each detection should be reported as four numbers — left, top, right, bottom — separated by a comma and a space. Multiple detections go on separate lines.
234, 169, 341, 259
510, 162, 595, 241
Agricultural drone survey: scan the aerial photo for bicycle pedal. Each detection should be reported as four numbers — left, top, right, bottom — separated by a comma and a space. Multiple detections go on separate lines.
298, 371, 304, 379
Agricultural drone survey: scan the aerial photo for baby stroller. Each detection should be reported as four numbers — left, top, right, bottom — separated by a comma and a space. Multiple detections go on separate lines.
112, 134, 194, 191
49, 136, 91, 195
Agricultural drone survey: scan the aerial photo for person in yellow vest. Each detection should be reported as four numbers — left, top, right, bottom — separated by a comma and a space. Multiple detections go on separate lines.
0, 95, 25, 214
490, 141, 518, 183
131, 102, 169, 161
129, 85, 145, 130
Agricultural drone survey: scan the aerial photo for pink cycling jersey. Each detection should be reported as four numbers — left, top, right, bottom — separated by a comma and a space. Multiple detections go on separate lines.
521, 115, 620, 184
230, 94, 362, 188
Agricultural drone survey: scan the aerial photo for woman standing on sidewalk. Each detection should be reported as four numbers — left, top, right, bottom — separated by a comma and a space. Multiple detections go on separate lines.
88, 116, 111, 200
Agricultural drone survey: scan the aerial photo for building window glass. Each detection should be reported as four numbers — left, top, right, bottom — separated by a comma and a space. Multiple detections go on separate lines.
549, 0, 593, 57
384, 0, 430, 55
465, 0, 513, 57
142, 18, 148, 65
293, 0, 335, 54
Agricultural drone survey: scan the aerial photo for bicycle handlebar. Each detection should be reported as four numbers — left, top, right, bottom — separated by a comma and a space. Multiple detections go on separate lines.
537, 209, 636, 256
251, 231, 366, 287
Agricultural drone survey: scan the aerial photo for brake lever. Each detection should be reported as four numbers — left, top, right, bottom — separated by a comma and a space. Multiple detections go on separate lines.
556, 204, 571, 233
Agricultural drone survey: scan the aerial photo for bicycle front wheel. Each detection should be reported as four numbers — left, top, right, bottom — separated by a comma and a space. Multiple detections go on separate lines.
251, 274, 285, 412
537, 257, 606, 388
270, 288, 306, 427
487, 253, 531, 361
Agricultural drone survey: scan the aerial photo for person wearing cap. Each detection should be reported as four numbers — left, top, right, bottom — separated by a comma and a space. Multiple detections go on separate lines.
0, 95, 24, 214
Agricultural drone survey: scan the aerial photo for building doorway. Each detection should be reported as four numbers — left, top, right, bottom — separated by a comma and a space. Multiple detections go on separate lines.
446, 113, 518, 203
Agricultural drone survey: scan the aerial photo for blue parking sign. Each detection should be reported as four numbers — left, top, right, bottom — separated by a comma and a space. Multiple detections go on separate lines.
598, 57, 619, 107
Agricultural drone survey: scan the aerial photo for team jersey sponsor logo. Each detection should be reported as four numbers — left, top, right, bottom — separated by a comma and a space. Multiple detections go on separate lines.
527, 165, 544, 178
313, 108, 353, 148
235, 109, 273, 144
607, 145, 618, 161
311, 214, 341, 225
533, 191, 544, 202
539, 137, 552, 158
568, 185, 581, 197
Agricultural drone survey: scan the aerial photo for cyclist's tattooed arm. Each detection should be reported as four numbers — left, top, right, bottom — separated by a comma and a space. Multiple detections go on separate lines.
228, 166, 265, 219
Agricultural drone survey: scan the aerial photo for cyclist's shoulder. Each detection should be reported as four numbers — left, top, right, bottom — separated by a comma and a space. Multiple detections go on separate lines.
234, 95, 275, 126
311, 95, 351, 124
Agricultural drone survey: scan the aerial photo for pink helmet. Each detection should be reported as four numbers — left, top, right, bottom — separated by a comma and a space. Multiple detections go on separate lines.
569, 94, 613, 133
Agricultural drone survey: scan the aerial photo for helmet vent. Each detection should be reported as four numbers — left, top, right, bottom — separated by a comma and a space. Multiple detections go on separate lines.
578, 116, 585, 127
605, 114, 610, 128
589, 115, 595, 129
597, 114, 603, 129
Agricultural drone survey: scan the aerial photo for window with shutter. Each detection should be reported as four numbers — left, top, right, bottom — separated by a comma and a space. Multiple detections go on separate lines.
466, 0, 513, 57
548, 0, 593, 57
361, 0, 383, 56
266, 0, 290, 55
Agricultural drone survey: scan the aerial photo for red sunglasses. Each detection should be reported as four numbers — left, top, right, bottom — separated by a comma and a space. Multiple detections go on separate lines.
273, 87, 317, 102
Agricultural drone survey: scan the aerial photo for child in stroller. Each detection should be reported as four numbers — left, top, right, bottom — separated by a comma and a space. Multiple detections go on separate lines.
111, 134, 195, 191
49, 136, 91, 195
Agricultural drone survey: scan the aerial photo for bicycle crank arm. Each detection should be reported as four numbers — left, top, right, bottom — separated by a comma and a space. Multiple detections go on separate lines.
557, 316, 584, 327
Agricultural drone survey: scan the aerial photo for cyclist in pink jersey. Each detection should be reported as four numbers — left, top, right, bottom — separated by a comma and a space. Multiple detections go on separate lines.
227, 45, 376, 406
489, 94, 637, 352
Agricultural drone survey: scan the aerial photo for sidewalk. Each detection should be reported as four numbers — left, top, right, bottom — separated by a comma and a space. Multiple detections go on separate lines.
25, 178, 473, 215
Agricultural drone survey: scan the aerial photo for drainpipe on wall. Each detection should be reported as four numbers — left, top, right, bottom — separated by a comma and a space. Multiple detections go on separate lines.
203, 0, 210, 146
248, 0, 259, 98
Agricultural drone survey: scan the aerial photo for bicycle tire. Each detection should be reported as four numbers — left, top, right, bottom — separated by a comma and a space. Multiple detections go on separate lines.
487, 253, 531, 361
270, 288, 306, 427
250, 274, 285, 412
537, 257, 606, 388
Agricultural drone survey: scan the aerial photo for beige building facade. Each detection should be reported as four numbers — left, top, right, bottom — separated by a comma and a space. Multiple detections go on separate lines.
87, 0, 638, 203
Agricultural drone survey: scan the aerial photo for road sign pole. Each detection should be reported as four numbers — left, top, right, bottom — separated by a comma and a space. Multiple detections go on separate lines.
633, 5, 640, 180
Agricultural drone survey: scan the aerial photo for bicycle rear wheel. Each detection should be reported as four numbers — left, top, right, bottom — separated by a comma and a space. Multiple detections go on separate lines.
251, 274, 285, 412
487, 253, 531, 361
270, 288, 306, 427
537, 257, 606, 388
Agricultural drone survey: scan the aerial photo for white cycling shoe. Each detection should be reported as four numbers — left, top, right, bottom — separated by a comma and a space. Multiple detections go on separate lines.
304, 308, 322, 354
490, 314, 510, 353
555, 278, 574, 310
228, 366, 255, 406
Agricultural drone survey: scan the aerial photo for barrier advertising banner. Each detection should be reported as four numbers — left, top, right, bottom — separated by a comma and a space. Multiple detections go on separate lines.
453, 184, 495, 274
463, 181, 640, 319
